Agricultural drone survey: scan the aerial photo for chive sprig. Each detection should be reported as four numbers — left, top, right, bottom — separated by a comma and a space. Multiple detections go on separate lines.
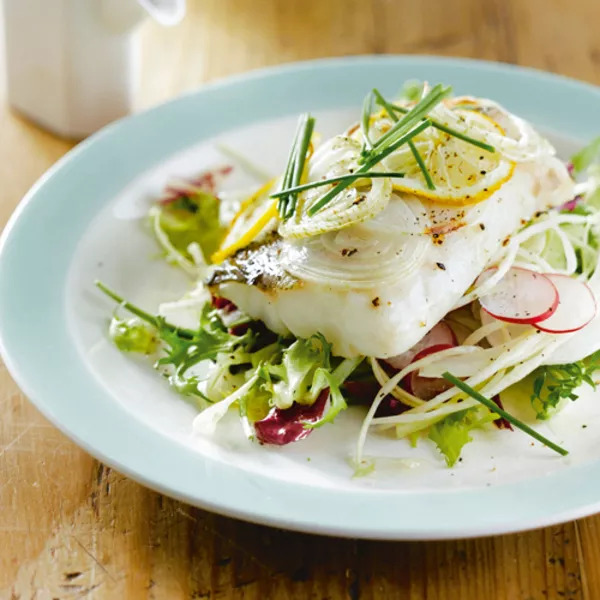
442, 372, 568, 457
277, 113, 315, 220
269, 171, 406, 198
274, 83, 499, 219
372, 88, 435, 190
378, 98, 496, 153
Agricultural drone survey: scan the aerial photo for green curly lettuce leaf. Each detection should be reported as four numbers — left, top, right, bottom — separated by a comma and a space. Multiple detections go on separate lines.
428, 407, 498, 467
108, 317, 158, 354
269, 334, 332, 409
98, 282, 251, 401
157, 190, 227, 263
530, 350, 600, 420
98, 282, 363, 430
212, 334, 361, 430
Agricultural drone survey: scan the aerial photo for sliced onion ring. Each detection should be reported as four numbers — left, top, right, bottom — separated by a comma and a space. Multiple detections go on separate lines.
280, 196, 430, 289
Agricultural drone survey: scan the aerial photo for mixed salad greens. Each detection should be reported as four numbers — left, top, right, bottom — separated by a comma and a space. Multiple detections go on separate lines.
97, 82, 600, 471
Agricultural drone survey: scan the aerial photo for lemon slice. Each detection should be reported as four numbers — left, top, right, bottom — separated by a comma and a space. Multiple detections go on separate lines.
211, 178, 277, 263
384, 109, 516, 205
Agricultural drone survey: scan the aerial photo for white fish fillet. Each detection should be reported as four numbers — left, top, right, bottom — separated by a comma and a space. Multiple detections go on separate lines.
212, 156, 573, 358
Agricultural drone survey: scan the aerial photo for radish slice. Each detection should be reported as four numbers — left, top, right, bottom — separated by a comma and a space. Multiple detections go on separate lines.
385, 322, 457, 370
478, 267, 559, 325
405, 344, 455, 401
535, 274, 597, 334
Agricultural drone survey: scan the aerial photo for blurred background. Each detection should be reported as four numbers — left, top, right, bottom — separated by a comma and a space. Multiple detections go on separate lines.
2, 0, 600, 125
135, 0, 598, 107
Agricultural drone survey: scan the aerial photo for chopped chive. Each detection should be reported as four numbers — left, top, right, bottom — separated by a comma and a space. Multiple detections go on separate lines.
374, 89, 435, 191
387, 104, 407, 114
290, 116, 315, 189
298, 85, 450, 217
368, 118, 433, 164
361, 91, 374, 150
307, 118, 432, 215
441, 372, 569, 457
372, 88, 398, 119
270, 172, 406, 198
431, 121, 495, 153
277, 119, 302, 216
277, 114, 315, 219
379, 99, 496, 153
368, 84, 450, 155
286, 114, 315, 219
409, 140, 435, 190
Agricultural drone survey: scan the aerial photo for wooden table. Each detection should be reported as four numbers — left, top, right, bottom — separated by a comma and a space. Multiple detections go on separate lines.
2, 0, 600, 597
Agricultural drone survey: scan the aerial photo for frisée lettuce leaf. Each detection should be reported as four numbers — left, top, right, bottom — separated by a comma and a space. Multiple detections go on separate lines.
97, 282, 251, 401
157, 190, 227, 263
200, 334, 361, 439
97, 281, 362, 439
270, 334, 332, 409
428, 407, 498, 467
530, 349, 600, 420
109, 316, 158, 354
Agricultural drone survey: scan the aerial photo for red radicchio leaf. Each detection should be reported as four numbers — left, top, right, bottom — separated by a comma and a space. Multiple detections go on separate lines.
229, 322, 251, 336
343, 379, 407, 417
254, 389, 330, 445
190, 165, 233, 193
159, 185, 200, 206
211, 295, 237, 313
343, 380, 380, 403
159, 166, 233, 205
211, 296, 251, 335
491, 395, 513, 430
560, 195, 582, 212
375, 396, 410, 417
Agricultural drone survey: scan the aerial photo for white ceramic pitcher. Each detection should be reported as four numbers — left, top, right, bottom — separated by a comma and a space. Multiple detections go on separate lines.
2, 0, 186, 138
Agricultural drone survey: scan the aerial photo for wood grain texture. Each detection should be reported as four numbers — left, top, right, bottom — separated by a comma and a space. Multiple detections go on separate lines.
1, 0, 600, 598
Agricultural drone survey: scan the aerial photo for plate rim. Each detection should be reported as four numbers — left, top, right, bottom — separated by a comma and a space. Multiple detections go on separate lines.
2, 55, 600, 540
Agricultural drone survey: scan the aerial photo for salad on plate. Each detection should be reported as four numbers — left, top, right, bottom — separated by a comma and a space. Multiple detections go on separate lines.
97, 81, 600, 472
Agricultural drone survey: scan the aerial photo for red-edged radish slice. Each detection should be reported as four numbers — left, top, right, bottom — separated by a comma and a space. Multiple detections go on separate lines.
535, 274, 597, 334
405, 344, 455, 401
385, 322, 457, 371
478, 267, 559, 325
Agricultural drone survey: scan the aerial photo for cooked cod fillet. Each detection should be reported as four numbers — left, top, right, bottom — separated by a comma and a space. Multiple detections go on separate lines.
208, 153, 573, 358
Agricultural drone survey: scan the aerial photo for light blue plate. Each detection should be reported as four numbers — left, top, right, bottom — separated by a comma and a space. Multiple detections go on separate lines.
2, 56, 600, 540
